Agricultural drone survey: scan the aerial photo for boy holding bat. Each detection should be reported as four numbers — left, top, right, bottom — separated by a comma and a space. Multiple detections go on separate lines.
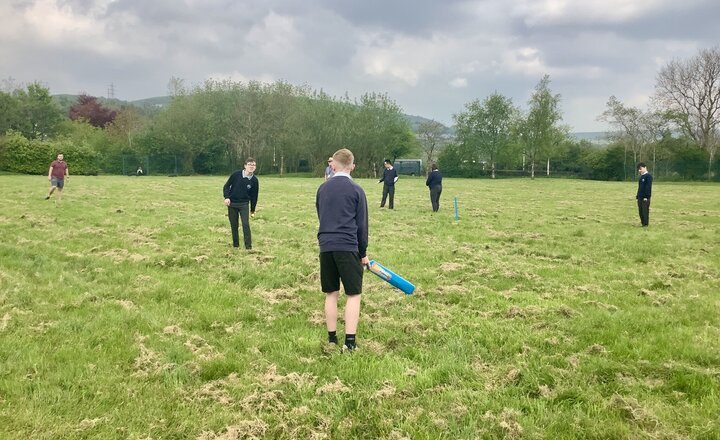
316, 148, 370, 351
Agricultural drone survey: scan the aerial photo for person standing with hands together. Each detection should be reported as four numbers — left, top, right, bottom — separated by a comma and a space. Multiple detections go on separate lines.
223, 158, 259, 249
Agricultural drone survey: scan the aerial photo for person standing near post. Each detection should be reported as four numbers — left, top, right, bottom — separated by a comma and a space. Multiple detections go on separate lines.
316, 148, 369, 351
324, 157, 335, 181
426, 163, 443, 212
636, 162, 653, 227
45, 153, 69, 203
378, 159, 398, 209
223, 158, 259, 249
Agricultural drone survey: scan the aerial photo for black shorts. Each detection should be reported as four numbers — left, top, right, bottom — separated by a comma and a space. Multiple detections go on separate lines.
320, 251, 364, 295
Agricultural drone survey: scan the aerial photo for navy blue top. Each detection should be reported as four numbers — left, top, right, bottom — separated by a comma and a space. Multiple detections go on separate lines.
316, 175, 369, 258
426, 170, 442, 188
636, 172, 653, 199
379, 167, 398, 186
223, 171, 259, 212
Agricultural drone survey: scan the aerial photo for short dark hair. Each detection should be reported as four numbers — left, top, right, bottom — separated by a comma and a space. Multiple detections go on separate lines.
431, 163, 438, 171
384, 159, 392, 164
245, 158, 256, 165
637, 162, 646, 169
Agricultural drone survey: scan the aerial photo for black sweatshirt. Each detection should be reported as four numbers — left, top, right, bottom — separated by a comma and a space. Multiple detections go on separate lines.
316, 175, 369, 258
223, 171, 259, 212
636, 172, 652, 200
379, 167, 398, 186
426, 170, 442, 188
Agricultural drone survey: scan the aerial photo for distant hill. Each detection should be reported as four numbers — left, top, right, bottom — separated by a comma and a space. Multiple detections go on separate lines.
53, 94, 172, 116
131, 96, 172, 108
404, 114, 454, 135
571, 131, 610, 145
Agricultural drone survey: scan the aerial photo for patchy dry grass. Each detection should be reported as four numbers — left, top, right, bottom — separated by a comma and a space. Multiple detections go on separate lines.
0, 174, 718, 439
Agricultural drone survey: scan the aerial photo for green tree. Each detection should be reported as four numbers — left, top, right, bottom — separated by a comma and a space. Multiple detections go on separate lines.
149, 93, 212, 174
518, 75, 565, 179
654, 46, 720, 179
416, 120, 446, 170
455, 93, 517, 178
16, 83, 64, 139
0, 91, 20, 135
1, 83, 63, 140
349, 93, 414, 177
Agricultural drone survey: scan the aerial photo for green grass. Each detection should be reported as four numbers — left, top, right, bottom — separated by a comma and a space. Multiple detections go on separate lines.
0, 174, 718, 439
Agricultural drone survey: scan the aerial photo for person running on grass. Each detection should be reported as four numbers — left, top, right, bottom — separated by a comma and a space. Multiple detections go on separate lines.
45, 153, 69, 203
316, 148, 370, 351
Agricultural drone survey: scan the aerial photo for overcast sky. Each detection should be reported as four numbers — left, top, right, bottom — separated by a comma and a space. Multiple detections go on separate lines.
1, 0, 718, 131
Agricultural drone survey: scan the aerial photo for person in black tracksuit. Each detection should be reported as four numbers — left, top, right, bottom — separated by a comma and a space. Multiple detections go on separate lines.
379, 159, 398, 209
636, 162, 653, 227
425, 163, 443, 212
223, 158, 259, 249
316, 149, 370, 351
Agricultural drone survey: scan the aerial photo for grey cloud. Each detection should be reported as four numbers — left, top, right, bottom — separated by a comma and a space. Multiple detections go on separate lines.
316, 0, 472, 36
2, 0, 719, 130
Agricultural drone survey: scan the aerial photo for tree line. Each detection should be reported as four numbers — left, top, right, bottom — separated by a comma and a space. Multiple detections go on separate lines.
1, 46, 718, 180
427, 47, 720, 181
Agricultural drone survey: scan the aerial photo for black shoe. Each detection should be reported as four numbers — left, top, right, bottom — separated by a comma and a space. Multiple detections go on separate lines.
45, 196, 50, 200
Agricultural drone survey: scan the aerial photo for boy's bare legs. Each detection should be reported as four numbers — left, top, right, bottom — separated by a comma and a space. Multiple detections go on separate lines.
344, 294, 361, 335
325, 291, 339, 333
325, 291, 361, 349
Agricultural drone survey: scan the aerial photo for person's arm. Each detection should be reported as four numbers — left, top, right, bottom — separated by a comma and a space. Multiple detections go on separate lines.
393, 169, 398, 183
223, 173, 234, 206
316, 187, 321, 219
250, 177, 259, 214
356, 189, 369, 260
48, 165, 53, 180
65, 165, 69, 179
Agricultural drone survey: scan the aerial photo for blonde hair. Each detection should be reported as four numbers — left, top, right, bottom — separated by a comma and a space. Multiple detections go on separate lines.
332, 148, 354, 170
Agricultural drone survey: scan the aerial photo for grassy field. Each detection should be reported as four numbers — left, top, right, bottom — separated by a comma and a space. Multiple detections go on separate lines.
0, 174, 718, 439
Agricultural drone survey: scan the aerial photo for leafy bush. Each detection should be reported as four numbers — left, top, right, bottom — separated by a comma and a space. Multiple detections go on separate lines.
578, 145, 625, 181
0, 131, 51, 174
0, 131, 100, 175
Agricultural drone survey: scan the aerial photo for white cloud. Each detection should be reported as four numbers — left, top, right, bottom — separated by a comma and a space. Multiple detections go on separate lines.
1, 0, 153, 60
501, 47, 545, 75
246, 11, 302, 61
449, 77, 467, 88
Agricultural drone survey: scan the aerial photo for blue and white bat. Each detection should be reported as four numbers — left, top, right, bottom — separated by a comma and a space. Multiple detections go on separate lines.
367, 260, 415, 295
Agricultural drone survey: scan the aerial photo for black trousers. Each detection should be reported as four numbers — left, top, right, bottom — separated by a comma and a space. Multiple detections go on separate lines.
637, 199, 650, 226
430, 185, 442, 212
228, 202, 252, 248
381, 184, 395, 209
